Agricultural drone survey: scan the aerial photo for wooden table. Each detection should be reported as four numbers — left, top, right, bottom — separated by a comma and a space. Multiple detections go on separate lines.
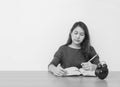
0, 71, 119, 87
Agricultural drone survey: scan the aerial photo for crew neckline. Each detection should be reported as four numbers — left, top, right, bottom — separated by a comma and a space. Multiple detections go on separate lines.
67, 45, 81, 50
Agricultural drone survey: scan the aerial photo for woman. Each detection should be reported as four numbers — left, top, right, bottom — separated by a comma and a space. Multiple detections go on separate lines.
48, 21, 100, 76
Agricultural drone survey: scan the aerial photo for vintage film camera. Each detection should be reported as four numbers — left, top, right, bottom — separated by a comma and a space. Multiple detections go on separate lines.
95, 61, 109, 80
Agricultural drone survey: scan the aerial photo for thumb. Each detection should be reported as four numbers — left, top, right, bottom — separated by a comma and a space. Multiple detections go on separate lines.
87, 61, 92, 65
58, 65, 65, 70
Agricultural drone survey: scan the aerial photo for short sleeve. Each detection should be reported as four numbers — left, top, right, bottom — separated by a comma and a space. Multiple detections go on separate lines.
48, 46, 63, 67
89, 46, 100, 65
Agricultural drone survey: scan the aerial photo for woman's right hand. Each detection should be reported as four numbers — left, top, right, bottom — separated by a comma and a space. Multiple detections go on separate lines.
48, 64, 67, 76
81, 62, 97, 71
81, 62, 92, 71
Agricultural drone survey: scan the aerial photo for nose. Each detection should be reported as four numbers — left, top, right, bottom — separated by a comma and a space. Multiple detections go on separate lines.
76, 34, 80, 39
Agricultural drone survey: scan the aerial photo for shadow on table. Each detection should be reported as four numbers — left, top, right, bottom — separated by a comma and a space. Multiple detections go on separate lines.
94, 80, 108, 87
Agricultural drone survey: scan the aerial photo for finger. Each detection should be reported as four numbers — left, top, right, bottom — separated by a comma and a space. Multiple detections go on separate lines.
81, 62, 87, 66
55, 68, 67, 76
83, 66, 90, 70
61, 69, 67, 74
59, 70, 67, 75
54, 72, 63, 76
59, 68, 67, 74
82, 62, 89, 67
88, 62, 93, 66
82, 64, 88, 68
57, 71, 66, 76
59, 66, 66, 71
55, 69, 66, 76
81, 63, 84, 66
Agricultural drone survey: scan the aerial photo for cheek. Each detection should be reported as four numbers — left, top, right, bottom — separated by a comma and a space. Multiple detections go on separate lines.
71, 34, 75, 39
81, 36, 85, 40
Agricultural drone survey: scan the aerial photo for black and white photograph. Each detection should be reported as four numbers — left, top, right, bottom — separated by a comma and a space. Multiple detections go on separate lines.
0, 0, 120, 87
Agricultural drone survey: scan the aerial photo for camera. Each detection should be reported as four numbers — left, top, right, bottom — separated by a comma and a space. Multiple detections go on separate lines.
95, 61, 109, 80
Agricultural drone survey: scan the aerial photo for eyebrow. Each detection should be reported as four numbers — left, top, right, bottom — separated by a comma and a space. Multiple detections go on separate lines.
74, 31, 84, 33
73, 30, 84, 34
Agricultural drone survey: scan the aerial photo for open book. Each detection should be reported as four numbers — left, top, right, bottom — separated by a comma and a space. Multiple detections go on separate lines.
64, 67, 96, 76
64, 54, 98, 76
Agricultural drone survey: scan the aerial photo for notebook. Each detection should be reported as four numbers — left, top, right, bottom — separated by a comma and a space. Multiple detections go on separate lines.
64, 67, 96, 76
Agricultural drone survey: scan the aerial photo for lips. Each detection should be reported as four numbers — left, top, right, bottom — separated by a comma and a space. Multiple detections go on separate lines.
74, 39, 80, 42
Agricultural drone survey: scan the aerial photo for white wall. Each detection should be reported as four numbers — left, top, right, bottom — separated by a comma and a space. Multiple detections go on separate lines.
0, 0, 120, 71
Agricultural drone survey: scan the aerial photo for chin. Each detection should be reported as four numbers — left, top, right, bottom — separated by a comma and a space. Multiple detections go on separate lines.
74, 41, 81, 45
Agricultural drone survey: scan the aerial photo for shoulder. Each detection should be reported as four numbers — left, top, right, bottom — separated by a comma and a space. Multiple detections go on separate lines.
89, 45, 97, 55
89, 45, 95, 50
58, 45, 67, 50
54, 45, 67, 55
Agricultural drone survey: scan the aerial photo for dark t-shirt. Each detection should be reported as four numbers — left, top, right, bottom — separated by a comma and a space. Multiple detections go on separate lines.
49, 45, 100, 68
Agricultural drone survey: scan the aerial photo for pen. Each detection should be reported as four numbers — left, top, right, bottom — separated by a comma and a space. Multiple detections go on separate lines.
81, 54, 98, 66
88, 54, 98, 62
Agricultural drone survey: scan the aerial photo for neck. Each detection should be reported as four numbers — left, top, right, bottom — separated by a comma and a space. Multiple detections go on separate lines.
69, 43, 81, 49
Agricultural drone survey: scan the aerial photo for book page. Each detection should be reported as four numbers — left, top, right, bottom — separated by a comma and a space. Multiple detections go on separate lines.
64, 67, 96, 76
64, 67, 82, 76
79, 68, 96, 76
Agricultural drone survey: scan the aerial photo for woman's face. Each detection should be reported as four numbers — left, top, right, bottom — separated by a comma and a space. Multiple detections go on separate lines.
71, 26, 85, 45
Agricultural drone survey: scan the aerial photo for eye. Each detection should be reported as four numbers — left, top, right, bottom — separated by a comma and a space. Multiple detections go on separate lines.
80, 32, 85, 36
74, 31, 78, 35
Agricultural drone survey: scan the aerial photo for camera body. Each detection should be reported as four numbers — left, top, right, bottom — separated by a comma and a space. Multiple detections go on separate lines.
95, 61, 109, 80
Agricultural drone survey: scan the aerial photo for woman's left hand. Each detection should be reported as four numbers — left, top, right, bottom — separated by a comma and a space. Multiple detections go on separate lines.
81, 62, 97, 71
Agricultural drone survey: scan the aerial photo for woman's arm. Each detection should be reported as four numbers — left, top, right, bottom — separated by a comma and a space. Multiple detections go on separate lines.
89, 46, 100, 64
48, 64, 57, 72
48, 64, 67, 76
81, 46, 100, 71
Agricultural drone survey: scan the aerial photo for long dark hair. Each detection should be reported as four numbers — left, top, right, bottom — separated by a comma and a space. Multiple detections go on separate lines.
64, 21, 91, 58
